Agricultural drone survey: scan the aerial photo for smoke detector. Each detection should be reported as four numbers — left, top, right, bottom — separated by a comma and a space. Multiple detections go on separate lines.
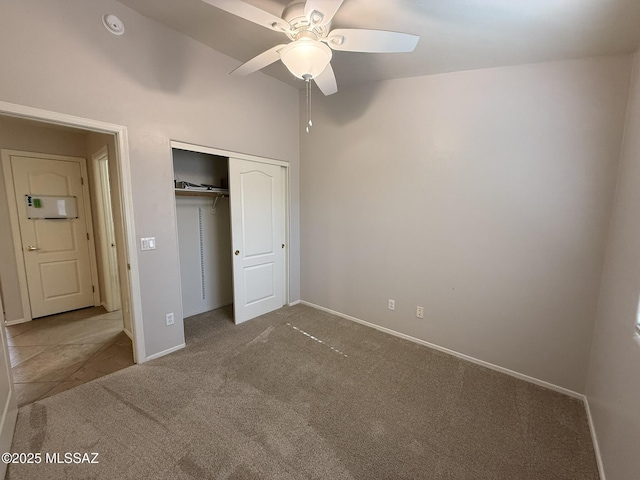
102, 14, 125, 35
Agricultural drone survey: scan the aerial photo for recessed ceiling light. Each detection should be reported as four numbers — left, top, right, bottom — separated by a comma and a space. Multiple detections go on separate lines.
102, 14, 125, 36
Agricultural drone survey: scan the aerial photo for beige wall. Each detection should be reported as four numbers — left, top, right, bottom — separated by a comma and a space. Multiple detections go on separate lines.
586, 52, 640, 479
0, 0, 299, 357
300, 55, 632, 393
0, 116, 90, 321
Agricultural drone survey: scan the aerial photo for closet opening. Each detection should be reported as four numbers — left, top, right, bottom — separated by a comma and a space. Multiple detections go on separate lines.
171, 140, 290, 337
173, 148, 233, 320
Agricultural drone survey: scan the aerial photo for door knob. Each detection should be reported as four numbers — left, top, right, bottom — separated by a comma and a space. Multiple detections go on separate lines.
282, 244, 285, 249
235, 250, 240, 256
26, 245, 39, 251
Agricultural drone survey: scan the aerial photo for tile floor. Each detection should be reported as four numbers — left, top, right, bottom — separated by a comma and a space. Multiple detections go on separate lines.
5, 306, 134, 407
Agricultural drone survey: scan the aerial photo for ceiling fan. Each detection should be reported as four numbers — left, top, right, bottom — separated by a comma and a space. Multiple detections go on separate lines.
201, 0, 420, 97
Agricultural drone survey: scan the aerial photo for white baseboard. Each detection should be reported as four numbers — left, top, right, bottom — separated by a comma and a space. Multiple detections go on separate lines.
4, 318, 28, 326
300, 301, 584, 399
288, 300, 301, 306
142, 343, 186, 362
584, 397, 606, 479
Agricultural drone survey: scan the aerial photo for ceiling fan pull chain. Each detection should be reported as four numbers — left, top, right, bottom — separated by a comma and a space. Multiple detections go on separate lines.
304, 74, 313, 133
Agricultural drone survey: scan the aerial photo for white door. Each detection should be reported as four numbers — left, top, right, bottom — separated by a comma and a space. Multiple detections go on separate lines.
229, 158, 285, 324
9, 153, 96, 318
91, 147, 121, 312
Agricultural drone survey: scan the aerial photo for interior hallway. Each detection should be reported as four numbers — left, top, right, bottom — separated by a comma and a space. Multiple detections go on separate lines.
5, 307, 134, 407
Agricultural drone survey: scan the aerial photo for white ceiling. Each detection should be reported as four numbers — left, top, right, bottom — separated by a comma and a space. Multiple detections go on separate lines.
116, 0, 640, 91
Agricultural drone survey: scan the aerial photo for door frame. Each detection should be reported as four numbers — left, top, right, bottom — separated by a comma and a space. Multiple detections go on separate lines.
0, 292, 17, 480
2, 150, 101, 318
90, 145, 121, 312
0, 100, 145, 363
169, 140, 291, 315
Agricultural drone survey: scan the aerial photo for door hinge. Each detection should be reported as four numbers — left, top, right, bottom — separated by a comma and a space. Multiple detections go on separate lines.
86, 232, 90, 240
127, 263, 131, 271
81, 177, 84, 185
92, 285, 95, 293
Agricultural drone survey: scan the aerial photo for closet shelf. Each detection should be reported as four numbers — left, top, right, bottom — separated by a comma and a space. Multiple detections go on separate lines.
175, 188, 229, 197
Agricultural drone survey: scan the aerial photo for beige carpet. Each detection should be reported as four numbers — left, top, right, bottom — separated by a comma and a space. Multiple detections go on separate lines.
6, 304, 598, 479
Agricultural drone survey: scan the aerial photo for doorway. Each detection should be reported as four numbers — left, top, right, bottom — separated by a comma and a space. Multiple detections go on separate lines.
0, 115, 138, 405
0, 101, 145, 367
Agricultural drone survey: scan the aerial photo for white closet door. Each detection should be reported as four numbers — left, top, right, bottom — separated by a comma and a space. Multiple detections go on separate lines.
229, 158, 285, 324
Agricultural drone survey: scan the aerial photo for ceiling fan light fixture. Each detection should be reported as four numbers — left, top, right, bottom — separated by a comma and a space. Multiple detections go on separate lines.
280, 39, 332, 79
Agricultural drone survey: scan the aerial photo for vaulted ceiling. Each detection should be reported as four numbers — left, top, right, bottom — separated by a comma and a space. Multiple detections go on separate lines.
117, 0, 640, 90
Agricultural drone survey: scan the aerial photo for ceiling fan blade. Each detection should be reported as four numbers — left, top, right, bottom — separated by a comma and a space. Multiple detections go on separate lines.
231, 44, 287, 76
304, 0, 344, 27
326, 29, 419, 53
201, 0, 289, 32
314, 63, 338, 96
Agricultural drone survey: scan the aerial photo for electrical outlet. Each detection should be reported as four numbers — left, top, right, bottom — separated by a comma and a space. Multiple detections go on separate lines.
388, 299, 395, 311
416, 306, 424, 319
165, 312, 174, 326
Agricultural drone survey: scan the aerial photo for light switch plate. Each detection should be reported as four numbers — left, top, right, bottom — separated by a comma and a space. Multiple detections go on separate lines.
140, 237, 156, 251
